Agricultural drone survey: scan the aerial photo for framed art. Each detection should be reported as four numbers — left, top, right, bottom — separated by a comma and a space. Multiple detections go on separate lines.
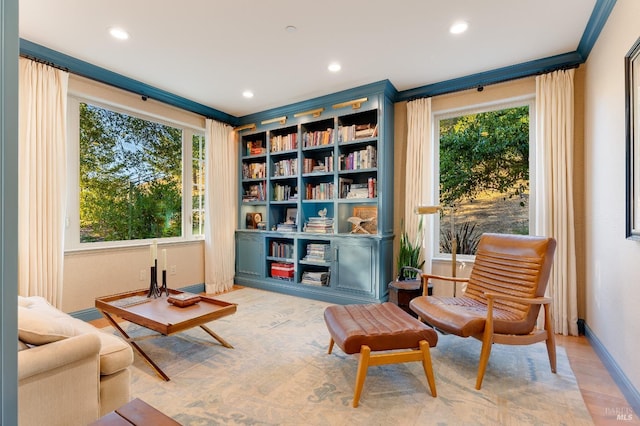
285, 207, 297, 224
625, 36, 640, 240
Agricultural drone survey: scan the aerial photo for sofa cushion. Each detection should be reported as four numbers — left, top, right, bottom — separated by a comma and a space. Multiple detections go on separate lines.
18, 306, 76, 345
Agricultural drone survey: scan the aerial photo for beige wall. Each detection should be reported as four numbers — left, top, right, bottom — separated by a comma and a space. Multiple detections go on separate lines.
62, 242, 205, 312
583, 0, 640, 392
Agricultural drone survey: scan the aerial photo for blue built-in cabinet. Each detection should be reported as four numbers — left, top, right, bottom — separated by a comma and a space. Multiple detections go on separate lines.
235, 80, 396, 305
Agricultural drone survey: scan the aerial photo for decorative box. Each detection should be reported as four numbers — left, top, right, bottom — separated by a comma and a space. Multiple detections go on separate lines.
167, 292, 201, 307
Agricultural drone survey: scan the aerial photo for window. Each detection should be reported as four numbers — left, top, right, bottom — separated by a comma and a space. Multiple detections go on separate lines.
435, 100, 533, 256
66, 97, 205, 249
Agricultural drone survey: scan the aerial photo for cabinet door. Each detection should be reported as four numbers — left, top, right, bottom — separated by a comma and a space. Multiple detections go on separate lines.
236, 232, 264, 278
334, 238, 376, 296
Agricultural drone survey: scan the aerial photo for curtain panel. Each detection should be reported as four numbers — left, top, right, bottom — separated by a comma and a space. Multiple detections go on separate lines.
535, 69, 579, 336
405, 98, 436, 273
18, 58, 69, 308
204, 119, 237, 294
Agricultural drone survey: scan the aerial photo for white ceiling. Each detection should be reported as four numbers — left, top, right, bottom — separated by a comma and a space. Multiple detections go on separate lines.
19, 0, 597, 118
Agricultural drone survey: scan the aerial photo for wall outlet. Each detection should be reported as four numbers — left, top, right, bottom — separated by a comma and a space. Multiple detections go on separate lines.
139, 269, 146, 281
170, 265, 177, 275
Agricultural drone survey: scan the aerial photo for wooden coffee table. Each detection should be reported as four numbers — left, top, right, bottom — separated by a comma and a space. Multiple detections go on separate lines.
96, 289, 237, 381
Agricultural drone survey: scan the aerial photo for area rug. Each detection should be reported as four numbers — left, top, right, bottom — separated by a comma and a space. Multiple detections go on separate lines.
115, 287, 593, 425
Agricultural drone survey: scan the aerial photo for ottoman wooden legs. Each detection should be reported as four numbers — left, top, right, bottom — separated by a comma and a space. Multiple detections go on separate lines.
328, 337, 437, 407
324, 302, 439, 407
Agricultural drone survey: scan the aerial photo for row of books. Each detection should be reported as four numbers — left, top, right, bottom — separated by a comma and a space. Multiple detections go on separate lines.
338, 146, 377, 171
300, 270, 330, 287
270, 241, 294, 258
302, 156, 333, 174
242, 182, 266, 202
304, 216, 334, 234
345, 178, 377, 199
337, 123, 378, 143
303, 129, 334, 147
272, 184, 297, 201
305, 182, 334, 200
270, 133, 298, 153
242, 162, 266, 179
273, 158, 297, 177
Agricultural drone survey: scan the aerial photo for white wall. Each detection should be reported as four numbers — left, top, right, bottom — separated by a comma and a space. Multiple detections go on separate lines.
584, 0, 640, 392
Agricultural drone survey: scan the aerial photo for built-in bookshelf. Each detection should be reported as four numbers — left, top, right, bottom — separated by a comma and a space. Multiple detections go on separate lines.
236, 81, 396, 305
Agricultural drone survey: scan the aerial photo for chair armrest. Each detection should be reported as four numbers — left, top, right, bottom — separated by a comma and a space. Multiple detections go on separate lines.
484, 292, 552, 305
420, 274, 469, 296
18, 333, 101, 381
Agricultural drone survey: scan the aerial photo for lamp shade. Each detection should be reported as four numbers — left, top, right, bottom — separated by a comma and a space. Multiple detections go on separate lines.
414, 205, 442, 215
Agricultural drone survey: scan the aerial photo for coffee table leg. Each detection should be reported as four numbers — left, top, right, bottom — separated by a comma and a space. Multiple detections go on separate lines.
200, 325, 234, 349
99, 311, 171, 382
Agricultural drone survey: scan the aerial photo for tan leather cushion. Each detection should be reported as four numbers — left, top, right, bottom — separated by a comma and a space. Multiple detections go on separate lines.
324, 302, 438, 354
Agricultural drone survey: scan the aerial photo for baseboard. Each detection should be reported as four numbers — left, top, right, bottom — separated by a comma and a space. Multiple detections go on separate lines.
584, 322, 640, 417
71, 283, 206, 322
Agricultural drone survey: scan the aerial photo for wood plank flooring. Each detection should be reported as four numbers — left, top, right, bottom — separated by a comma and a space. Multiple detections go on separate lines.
557, 335, 639, 425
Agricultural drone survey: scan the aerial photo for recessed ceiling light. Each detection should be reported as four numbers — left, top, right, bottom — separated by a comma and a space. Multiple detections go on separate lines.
242, 90, 254, 99
109, 27, 130, 40
449, 21, 469, 35
285, 25, 297, 33
328, 62, 341, 73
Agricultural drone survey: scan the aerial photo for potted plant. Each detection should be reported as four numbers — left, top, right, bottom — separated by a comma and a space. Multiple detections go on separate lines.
396, 218, 424, 280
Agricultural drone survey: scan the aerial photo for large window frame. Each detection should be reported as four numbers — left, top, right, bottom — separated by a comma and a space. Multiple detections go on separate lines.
432, 95, 536, 261
65, 95, 206, 251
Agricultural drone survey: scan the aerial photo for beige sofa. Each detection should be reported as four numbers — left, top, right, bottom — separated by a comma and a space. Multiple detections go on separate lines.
17, 296, 134, 425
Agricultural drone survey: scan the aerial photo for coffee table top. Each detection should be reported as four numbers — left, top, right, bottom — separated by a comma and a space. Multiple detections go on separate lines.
95, 289, 237, 335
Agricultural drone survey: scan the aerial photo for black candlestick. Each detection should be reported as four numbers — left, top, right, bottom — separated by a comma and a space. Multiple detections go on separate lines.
148, 259, 160, 298
161, 269, 169, 296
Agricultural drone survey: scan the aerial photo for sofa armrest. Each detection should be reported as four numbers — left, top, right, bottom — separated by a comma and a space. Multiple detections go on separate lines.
19, 334, 101, 425
18, 333, 101, 380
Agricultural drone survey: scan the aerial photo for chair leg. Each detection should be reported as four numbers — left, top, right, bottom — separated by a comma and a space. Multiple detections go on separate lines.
544, 303, 557, 373
476, 328, 494, 390
353, 345, 371, 408
419, 340, 437, 397
328, 338, 335, 355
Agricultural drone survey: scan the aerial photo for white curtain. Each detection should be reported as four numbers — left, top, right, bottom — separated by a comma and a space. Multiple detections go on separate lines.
405, 97, 436, 272
535, 69, 579, 336
204, 119, 237, 294
18, 58, 69, 308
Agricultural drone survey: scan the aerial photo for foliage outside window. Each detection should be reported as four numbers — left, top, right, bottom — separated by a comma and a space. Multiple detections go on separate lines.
437, 104, 531, 255
75, 102, 204, 246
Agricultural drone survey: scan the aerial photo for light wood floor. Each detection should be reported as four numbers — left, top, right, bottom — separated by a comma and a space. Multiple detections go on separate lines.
557, 334, 639, 425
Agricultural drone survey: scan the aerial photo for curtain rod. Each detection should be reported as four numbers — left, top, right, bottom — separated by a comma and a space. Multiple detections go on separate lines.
406, 63, 580, 103
20, 54, 70, 72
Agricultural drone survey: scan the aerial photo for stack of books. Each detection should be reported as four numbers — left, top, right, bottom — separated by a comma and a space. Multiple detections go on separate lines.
301, 270, 330, 286
242, 182, 265, 202
304, 217, 334, 234
276, 222, 296, 232
302, 243, 331, 263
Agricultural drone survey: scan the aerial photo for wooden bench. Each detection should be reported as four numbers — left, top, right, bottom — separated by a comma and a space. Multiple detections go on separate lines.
323, 302, 438, 407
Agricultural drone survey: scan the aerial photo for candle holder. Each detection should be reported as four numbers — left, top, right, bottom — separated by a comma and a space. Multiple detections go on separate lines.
160, 269, 169, 296
148, 259, 160, 298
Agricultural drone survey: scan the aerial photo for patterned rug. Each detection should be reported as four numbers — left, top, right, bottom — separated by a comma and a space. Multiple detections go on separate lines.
117, 287, 593, 425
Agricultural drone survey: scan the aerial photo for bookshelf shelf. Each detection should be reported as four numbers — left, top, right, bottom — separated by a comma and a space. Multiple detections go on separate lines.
235, 82, 395, 305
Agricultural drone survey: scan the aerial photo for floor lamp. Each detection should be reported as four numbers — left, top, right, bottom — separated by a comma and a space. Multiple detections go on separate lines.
414, 205, 458, 296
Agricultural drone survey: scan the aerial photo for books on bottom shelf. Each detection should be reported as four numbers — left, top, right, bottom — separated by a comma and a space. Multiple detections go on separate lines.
301, 270, 330, 286
303, 217, 334, 233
